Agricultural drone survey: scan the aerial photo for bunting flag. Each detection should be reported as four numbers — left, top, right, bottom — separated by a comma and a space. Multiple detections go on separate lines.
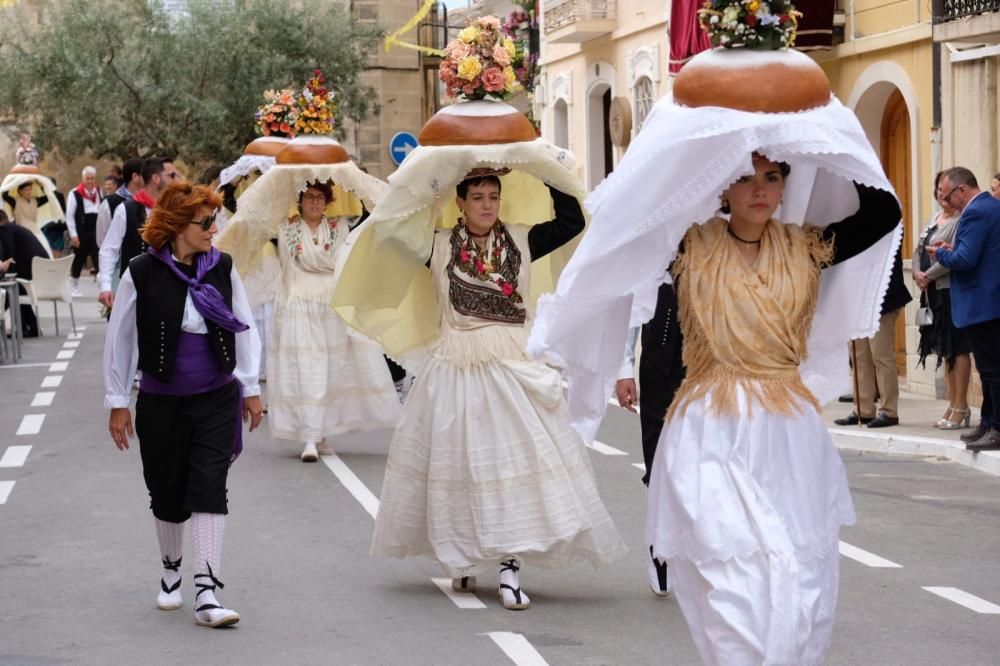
384, 0, 447, 57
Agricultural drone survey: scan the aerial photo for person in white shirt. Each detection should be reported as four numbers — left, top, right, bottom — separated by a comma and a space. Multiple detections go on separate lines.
65, 166, 103, 296
97, 157, 143, 248
104, 182, 262, 628
98, 158, 180, 309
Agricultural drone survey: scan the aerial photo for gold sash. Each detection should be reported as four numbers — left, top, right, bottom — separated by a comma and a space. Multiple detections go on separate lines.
671, 218, 833, 418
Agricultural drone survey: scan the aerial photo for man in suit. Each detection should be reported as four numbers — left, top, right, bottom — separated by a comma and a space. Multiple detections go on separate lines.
930, 167, 1000, 451
616, 280, 685, 596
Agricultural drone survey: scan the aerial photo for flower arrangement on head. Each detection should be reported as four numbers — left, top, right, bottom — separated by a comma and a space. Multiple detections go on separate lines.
698, 0, 801, 50
255, 88, 299, 137
501, 10, 540, 94
294, 69, 336, 136
439, 16, 520, 101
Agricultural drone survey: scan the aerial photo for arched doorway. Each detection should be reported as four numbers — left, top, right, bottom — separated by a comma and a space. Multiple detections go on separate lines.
586, 83, 614, 189
553, 99, 569, 149
881, 88, 911, 378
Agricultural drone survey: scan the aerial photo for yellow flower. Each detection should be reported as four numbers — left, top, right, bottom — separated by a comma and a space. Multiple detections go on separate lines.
457, 56, 483, 80
458, 26, 480, 44
748, 0, 760, 11
504, 66, 518, 91
504, 38, 516, 59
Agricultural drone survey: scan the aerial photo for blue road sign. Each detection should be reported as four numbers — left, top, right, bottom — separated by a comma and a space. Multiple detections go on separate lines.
389, 131, 419, 166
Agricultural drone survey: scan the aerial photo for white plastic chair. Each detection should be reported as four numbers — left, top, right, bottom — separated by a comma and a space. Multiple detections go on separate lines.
17, 255, 77, 336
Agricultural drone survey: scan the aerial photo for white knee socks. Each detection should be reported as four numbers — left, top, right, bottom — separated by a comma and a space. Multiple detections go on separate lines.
190, 512, 225, 610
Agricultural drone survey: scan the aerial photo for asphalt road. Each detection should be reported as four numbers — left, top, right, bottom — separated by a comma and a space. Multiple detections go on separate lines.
1, 296, 998, 665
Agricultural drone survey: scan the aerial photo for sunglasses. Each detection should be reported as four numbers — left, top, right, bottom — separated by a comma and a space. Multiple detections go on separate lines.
190, 212, 218, 231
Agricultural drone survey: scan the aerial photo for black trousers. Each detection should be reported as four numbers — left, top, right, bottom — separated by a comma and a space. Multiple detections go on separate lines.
135, 382, 239, 523
638, 345, 685, 485
966, 317, 1000, 430
71, 214, 99, 279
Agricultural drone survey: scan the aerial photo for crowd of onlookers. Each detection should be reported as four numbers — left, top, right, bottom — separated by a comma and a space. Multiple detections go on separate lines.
836, 168, 1000, 450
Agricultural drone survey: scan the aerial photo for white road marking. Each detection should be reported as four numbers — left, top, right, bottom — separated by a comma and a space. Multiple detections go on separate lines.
41, 375, 63, 388
63, 341, 80, 349
587, 440, 628, 456
49, 362, 68, 372
923, 587, 1000, 614
16, 414, 45, 436
839, 541, 903, 568
486, 632, 549, 666
67, 332, 84, 340
56, 350, 75, 360
0, 480, 14, 504
632, 463, 646, 471
0, 362, 61, 370
320, 453, 379, 520
431, 578, 487, 609
31, 392, 55, 407
0, 445, 31, 468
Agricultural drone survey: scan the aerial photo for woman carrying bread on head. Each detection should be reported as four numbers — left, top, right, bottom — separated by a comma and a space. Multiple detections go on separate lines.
104, 181, 263, 628
333, 16, 626, 611
530, 5, 904, 663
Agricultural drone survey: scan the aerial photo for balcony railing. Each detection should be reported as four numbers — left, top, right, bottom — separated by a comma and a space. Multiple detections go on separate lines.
543, 0, 616, 34
934, 0, 1000, 24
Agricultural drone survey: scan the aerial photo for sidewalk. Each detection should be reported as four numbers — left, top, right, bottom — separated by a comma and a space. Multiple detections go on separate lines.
823, 391, 1000, 477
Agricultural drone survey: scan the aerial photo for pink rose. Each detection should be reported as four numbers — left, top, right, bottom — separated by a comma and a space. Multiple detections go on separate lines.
475, 260, 486, 274
463, 82, 477, 95
501, 282, 514, 297
481, 67, 506, 92
492, 44, 511, 67
479, 15, 501, 30
448, 42, 473, 60
460, 250, 469, 263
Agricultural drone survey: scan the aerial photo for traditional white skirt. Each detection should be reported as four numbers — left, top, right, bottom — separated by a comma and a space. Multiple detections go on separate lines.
646, 386, 856, 666
267, 293, 400, 442
372, 325, 627, 572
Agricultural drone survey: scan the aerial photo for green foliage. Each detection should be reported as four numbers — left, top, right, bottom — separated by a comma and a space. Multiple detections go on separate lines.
0, 0, 382, 168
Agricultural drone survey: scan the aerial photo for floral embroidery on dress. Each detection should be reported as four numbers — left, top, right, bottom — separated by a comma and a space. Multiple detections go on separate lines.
284, 216, 342, 260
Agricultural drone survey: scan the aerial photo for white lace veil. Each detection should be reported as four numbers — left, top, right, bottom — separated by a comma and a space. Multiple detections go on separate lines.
527, 93, 903, 442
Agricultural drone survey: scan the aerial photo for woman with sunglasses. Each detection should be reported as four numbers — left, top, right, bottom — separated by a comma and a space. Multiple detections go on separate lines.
104, 182, 263, 628
267, 180, 400, 462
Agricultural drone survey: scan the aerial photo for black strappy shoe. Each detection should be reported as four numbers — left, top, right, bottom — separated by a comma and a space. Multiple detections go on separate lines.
498, 558, 530, 610
157, 556, 183, 610
193, 562, 240, 628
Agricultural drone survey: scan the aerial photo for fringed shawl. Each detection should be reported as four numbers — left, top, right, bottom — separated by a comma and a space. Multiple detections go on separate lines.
670, 217, 834, 418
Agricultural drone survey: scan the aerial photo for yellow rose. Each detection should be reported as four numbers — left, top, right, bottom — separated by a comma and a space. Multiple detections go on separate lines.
457, 56, 483, 81
504, 66, 518, 91
504, 38, 516, 59
458, 26, 480, 44
748, 0, 760, 11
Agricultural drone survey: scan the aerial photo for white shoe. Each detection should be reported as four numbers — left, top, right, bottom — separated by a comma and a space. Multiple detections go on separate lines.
316, 440, 334, 456
157, 556, 183, 610
301, 441, 318, 462
195, 606, 240, 628
157, 577, 183, 610
647, 546, 669, 597
71, 288, 83, 298
499, 558, 530, 610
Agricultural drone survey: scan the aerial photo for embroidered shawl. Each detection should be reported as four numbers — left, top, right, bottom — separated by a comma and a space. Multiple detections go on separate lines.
447, 222, 526, 325
671, 217, 834, 418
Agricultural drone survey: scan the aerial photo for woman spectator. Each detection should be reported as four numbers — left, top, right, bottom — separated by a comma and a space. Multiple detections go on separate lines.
914, 170, 973, 429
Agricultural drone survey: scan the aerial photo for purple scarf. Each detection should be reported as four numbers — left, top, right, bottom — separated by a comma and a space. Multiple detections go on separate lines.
148, 245, 249, 333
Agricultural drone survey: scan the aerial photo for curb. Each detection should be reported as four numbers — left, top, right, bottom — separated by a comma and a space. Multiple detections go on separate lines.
829, 427, 1000, 477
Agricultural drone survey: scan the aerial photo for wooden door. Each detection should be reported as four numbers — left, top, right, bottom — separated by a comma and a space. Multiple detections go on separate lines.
881, 88, 911, 377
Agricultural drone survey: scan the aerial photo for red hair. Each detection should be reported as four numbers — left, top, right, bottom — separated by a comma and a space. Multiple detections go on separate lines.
142, 182, 223, 250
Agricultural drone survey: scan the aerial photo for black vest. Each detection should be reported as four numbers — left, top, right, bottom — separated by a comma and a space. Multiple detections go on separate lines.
130, 252, 237, 382
120, 200, 149, 278
105, 192, 128, 217
72, 190, 100, 229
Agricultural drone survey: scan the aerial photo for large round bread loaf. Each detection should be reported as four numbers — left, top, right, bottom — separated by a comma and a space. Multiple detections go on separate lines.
244, 136, 290, 157
674, 49, 831, 113
420, 100, 537, 146
275, 136, 350, 165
